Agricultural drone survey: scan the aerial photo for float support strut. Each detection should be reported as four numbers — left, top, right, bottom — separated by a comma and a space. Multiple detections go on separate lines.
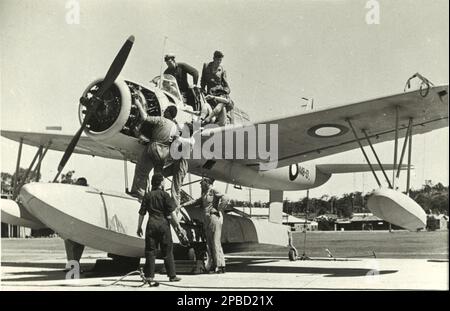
406, 119, 413, 195
362, 129, 392, 189
13, 145, 43, 199
346, 119, 381, 187
396, 118, 413, 179
392, 106, 399, 189
13, 138, 24, 189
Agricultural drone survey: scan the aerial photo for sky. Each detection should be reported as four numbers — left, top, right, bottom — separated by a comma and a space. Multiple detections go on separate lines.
0, 0, 448, 202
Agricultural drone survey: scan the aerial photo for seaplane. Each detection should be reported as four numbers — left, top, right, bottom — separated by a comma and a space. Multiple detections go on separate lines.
1, 35, 448, 269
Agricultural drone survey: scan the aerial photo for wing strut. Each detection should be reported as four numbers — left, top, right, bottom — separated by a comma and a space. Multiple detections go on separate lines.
392, 106, 399, 189
32, 147, 45, 182
406, 119, 413, 195
13, 137, 23, 190
13, 142, 51, 199
361, 129, 393, 188
13, 145, 41, 199
396, 118, 413, 179
349, 113, 416, 193
346, 119, 382, 187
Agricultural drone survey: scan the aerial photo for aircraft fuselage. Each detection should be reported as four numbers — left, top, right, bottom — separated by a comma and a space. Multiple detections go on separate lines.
79, 77, 332, 191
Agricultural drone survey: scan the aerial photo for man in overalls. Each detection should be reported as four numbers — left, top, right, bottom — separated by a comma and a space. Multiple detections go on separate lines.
130, 100, 187, 208
137, 173, 186, 285
181, 177, 227, 273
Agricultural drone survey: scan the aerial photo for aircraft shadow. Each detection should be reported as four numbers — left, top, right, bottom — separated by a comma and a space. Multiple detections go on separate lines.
2, 257, 398, 282
224, 257, 398, 278
427, 259, 448, 263
3, 270, 81, 283
1, 262, 70, 269
1, 262, 102, 282
1, 270, 134, 283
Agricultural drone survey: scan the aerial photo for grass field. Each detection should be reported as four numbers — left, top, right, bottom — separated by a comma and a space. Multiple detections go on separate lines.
289, 230, 448, 259
1, 230, 448, 262
227, 230, 448, 259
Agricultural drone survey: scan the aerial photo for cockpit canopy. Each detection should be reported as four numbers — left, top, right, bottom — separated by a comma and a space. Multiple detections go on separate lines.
151, 74, 182, 101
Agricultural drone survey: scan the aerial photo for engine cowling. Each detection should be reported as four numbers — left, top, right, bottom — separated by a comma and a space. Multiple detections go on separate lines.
78, 78, 162, 141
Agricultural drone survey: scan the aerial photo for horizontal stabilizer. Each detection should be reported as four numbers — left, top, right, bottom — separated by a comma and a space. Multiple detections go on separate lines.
316, 164, 410, 174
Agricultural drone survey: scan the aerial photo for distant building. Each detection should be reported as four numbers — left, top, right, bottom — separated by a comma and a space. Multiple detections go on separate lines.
1, 193, 31, 237
230, 207, 318, 231
316, 214, 338, 221
284, 214, 318, 232
1, 222, 31, 238
427, 214, 449, 231
335, 213, 401, 231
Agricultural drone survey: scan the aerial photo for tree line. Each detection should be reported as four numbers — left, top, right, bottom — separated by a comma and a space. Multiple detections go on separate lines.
226, 181, 448, 219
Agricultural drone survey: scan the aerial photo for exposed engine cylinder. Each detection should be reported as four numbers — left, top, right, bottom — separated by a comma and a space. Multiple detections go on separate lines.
79, 78, 161, 141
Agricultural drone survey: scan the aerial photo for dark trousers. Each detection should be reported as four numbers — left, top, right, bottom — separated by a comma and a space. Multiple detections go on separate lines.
144, 219, 176, 279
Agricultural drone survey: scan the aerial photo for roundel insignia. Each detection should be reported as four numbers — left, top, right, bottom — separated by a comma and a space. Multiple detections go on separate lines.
307, 124, 349, 138
289, 164, 299, 181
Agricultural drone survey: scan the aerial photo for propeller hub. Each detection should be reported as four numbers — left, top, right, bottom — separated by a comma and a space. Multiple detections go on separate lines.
80, 81, 122, 132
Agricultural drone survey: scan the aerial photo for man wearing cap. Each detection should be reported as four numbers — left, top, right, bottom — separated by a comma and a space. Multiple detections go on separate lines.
137, 173, 186, 285
200, 51, 233, 126
163, 54, 199, 105
129, 99, 186, 205
181, 177, 227, 274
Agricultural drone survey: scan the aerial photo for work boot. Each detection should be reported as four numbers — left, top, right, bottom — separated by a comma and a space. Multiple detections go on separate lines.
169, 276, 181, 282
208, 266, 217, 274
216, 267, 226, 274
145, 277, 159, 287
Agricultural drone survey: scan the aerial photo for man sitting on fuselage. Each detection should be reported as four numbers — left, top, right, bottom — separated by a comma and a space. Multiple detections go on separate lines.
164, 53, 199, 109
200, 50, 234, 126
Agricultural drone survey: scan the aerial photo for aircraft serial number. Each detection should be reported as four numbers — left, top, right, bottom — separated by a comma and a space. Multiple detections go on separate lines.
289, 164, 310, 181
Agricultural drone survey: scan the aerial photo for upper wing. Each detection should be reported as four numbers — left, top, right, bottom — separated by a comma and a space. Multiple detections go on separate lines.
0, 130, 125, 160
203, 85, 448, 169
3, 85, 447, 169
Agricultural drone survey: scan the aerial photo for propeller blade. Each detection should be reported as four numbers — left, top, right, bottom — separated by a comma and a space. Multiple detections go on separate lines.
97, 35, 135, 97
53, 35, 135, 182
53, 126, 84, 182
53, 100, 100, 182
